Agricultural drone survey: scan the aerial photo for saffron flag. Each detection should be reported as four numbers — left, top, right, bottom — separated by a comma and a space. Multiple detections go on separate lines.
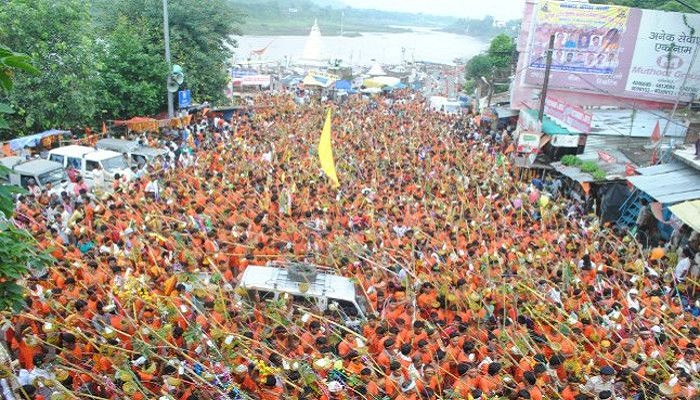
318, 109, 339, 188
651, 120, 661, 142
102, 121, 107, 134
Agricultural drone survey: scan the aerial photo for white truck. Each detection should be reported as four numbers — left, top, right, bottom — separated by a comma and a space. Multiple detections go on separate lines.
235, 262, 370, 327
46, 145, 131, 187
95, 138, 168, 167
0, 156, 68, 194
429, 96, 463, 114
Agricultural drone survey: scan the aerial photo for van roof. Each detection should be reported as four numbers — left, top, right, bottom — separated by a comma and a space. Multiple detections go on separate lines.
97, 138, 168, 157
48, 145, 95, 157
1, 157, 63, 174
84, 149, 123, 161
13, 159, 64, 175
0, 156, 24, 169
239, 265, 358, 303
96, 138, 139, 152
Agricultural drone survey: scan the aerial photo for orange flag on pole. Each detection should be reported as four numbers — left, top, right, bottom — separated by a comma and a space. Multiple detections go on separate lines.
651, 120, 661, 142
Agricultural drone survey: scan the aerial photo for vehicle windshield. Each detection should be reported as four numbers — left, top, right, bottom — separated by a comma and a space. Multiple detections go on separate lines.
38, 169, 66, 185
101, 155, 128, 172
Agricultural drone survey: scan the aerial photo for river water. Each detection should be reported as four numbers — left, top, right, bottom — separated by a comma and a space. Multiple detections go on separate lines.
234, 27, 488, 66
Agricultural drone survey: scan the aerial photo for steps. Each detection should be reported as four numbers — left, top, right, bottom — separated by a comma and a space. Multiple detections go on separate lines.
616, 188, 653, 230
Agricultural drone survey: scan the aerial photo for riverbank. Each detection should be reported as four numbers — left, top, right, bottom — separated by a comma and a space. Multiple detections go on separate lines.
240, 20, 411, 36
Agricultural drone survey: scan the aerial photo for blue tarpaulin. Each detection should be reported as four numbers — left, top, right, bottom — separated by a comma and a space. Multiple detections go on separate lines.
335, 80, 352, 90
8, 129, 68, 150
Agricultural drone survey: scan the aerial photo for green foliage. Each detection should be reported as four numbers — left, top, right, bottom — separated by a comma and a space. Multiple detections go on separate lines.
0, 45, 54, 313
560, 156, 607, 181
0, 45, 39, 130
561, 154, 582, 167
591, 170, 607, 181
237, 0, 457, 35
95, 0, 242, 108
580, 161, 599, 173
0, 0, 242, 135
0, 0, 102, 138
443, 16, 520, 38
466, 55, 494, 83
488, 34, 516, 68
97, 16, 168, 120
0, 166, 53, 312
465, 34, 516, 94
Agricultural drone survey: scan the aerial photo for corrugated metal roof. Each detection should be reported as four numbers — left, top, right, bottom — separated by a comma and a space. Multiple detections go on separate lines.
590, 109, 687, 138
673, 145, 700, 172
628, 163, 700, 204
551, 150, 632, 183
636, 163, 687, 175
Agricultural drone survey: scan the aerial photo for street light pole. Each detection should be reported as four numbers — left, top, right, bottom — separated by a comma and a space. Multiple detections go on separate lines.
163, 0, 174, 117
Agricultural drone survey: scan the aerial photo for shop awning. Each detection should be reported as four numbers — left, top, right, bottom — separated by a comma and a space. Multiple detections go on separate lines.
523, 109, 576, 135
669, 200, 700, 232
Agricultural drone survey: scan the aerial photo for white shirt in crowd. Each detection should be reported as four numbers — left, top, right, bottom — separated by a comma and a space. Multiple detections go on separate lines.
674, 256, 691, 281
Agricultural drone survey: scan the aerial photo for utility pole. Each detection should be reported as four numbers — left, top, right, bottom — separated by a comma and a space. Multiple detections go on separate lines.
163, 0, 174, 118
662, 43, 699, 138
538, 35, 555, 122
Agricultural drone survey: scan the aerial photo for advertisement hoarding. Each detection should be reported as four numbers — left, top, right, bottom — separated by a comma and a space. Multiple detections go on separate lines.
517, 131, 542, 153
544, 97, 593, 133
525, 2, 632, 94
551, 134, 580, 148
625, 11, 700, 101
525, 2, 700, 104
240, 75, 271, 87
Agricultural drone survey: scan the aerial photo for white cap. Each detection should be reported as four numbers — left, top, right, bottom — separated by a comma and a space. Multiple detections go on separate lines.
327, 381, 343, 393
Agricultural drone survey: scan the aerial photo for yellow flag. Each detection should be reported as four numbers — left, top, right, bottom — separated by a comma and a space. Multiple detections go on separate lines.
318, 109, 339, 188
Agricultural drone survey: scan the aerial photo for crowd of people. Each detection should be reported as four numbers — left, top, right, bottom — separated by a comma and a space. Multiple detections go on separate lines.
1, 92, 698, 400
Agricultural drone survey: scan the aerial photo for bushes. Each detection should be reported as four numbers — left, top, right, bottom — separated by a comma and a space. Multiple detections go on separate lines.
559, 155, 607, 181
560, 155, 582, 167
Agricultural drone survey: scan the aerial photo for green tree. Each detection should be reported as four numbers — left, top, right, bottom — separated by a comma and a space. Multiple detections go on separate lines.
0, 46, 53, 313
487, 33, 516, 69
0, 46, 38, 130
465, 34, 516, 94
0, 0, 102, 138
95, 0, 242, 107
98, 16, 168, 120
466, 54, 494, 82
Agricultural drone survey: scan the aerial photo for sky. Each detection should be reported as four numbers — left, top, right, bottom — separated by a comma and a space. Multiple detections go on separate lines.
342, 0, 526, 21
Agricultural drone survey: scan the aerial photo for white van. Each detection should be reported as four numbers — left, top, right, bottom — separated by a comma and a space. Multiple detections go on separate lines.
429, 96, 463, 114
0, 156, 68, 194
96, 138, 168, 167
46, 145, 131, 186
236, 262, 369, 327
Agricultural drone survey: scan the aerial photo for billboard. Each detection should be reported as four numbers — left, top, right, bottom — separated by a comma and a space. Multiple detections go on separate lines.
525, 2, 700, 104
625, 11, 700, 101
240, 75, 271, 87
544, 97, 593, 133
528, 2, 630, 75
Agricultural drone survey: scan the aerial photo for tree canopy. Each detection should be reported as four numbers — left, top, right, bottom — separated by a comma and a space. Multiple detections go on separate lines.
465, 33, 516, 93
0, 0, 242, 138
0, 44, 53, 312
